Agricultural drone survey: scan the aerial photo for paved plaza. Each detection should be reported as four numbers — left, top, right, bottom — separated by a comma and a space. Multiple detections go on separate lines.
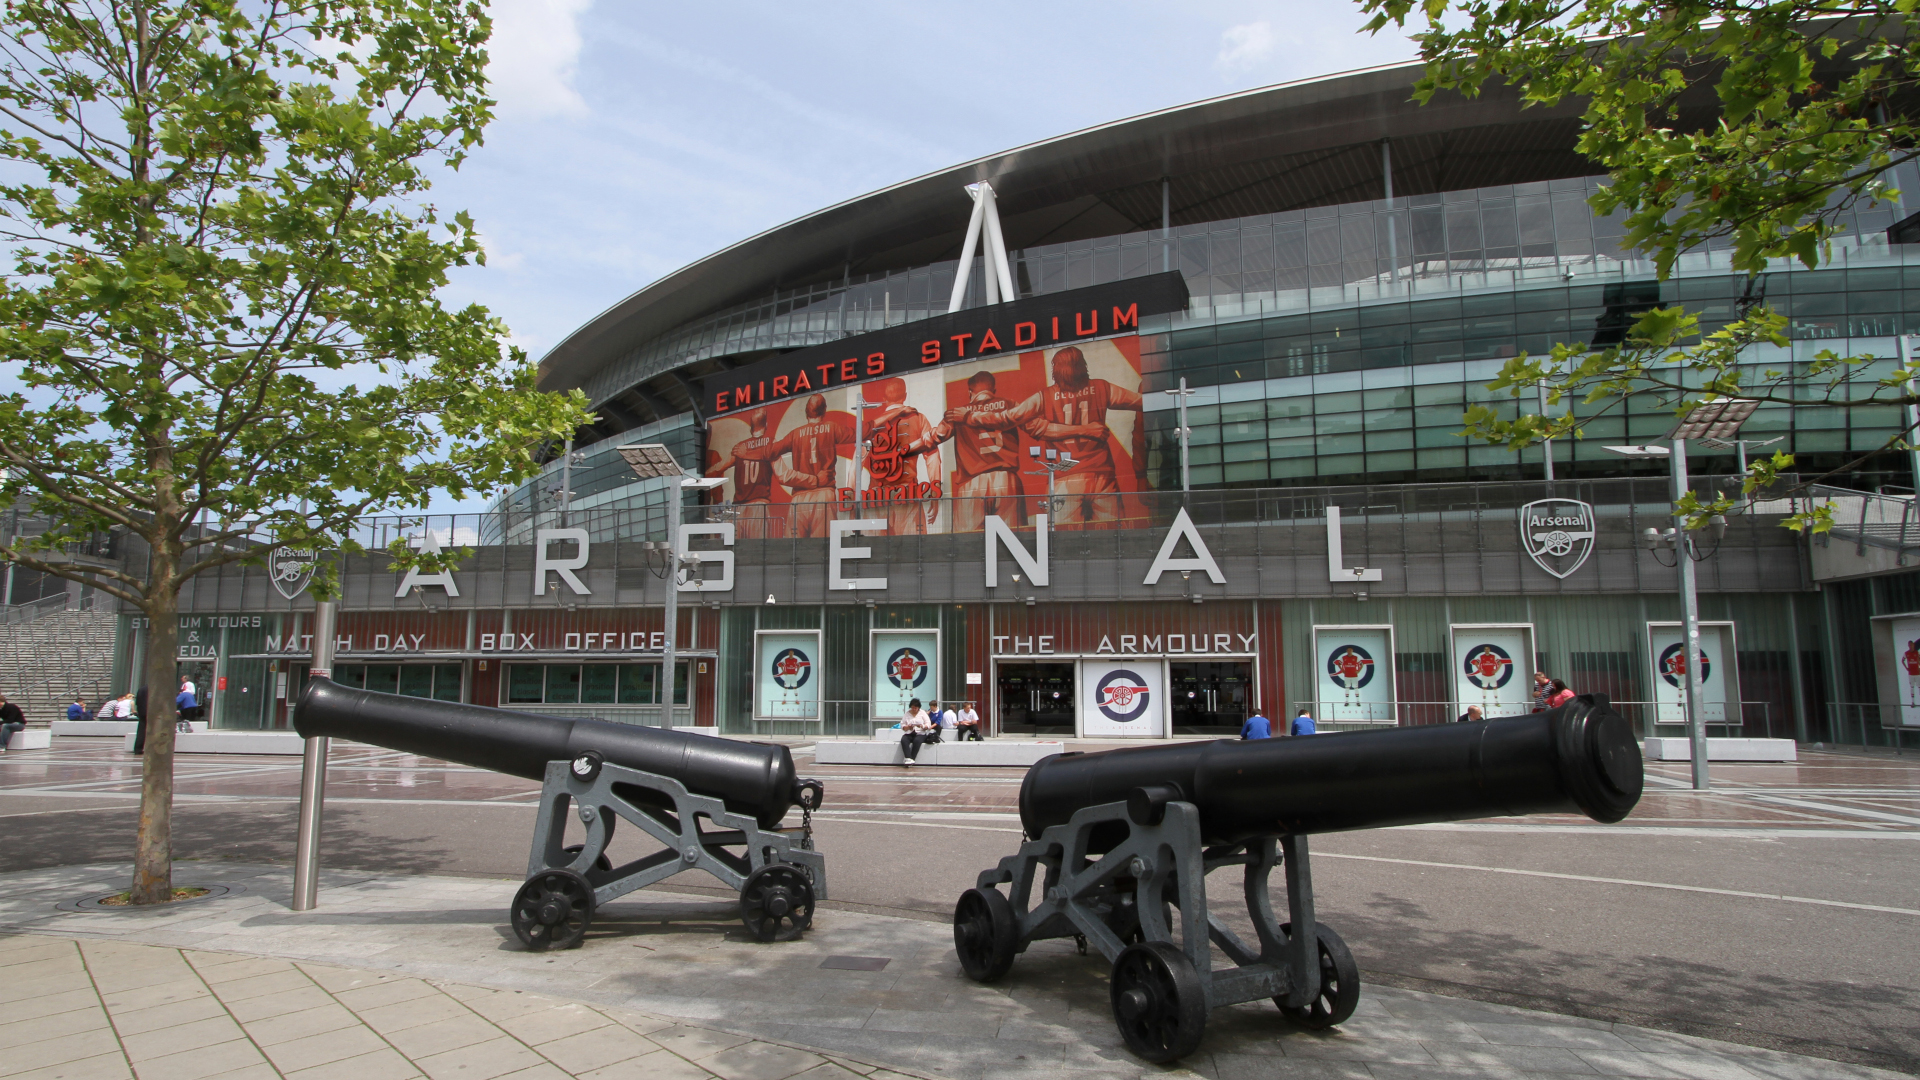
2, 736, 1917, 1079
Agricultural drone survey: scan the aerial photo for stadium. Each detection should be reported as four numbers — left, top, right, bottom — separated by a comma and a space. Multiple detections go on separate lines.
140, 57, 1920, 748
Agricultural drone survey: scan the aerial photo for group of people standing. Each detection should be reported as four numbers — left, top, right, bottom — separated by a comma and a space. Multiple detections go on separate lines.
897, 698, 983, 763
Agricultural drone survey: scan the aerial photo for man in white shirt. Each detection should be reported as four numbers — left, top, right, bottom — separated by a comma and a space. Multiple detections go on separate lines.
954, 701, 983, 741
899, 699, 935, 766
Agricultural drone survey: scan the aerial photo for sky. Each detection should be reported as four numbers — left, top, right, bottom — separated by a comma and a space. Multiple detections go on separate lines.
430, 1, 1423, 422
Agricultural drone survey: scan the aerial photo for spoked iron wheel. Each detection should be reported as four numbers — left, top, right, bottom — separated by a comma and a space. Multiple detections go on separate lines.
740, 864, 814, 942
1109, 941, 1208, 1063
952, 887, 1018, 982
1275, 921, 1360, 1029
511, 868, 594, 950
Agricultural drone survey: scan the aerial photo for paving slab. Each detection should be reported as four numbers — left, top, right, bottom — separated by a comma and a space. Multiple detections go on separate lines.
0, 860, 1905, 1080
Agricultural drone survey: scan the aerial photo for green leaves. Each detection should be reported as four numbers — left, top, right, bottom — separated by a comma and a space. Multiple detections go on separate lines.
0, 0, 590, 606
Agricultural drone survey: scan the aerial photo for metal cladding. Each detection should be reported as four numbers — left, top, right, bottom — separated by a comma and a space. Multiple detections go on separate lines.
294, 680, 801, 829
1019, 694, 1643, 844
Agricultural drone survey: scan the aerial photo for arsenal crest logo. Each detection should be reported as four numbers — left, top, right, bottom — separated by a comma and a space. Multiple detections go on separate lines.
1463, 643, 1515, 690
769, 647, 812, 691
1095, 668, 1152, 723
1326, 645, 1375, 690
269, 548, 318, 600
1657, 643, 1710, 688
885, 647, 930, 691
1520, 498, 1596, 580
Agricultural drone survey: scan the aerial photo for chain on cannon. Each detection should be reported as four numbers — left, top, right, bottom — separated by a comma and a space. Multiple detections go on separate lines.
953, 696, 1643, 1063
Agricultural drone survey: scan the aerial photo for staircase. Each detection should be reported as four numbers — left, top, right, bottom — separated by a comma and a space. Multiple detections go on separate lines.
0, 600, 118, 723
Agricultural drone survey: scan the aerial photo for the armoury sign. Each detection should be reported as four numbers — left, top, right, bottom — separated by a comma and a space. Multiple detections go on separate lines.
1520, 499, 1597, 579
701, 272, 1188, 417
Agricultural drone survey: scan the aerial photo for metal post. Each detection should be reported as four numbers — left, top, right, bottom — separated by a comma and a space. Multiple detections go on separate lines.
1901, 335, 1920, 493
1671, 440, 1709, 789
291, 599, 336, 911
1166, 377, 1194, 496
1382, 139, 1397, 285
1538, 382, 1554, 485
559, 438, 573, 526
663, 478, 681, 727
1161, 177, 1171, 274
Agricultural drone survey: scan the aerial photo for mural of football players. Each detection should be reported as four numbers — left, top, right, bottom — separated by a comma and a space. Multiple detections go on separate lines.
709, 409, 781, 539
863, 379, 942, 535
947, 345, 1139, 529
930, 370, 1024, 532
770, 394, 850, 538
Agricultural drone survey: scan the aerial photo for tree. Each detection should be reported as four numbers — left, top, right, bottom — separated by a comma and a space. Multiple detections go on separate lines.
1361, 1, 1920, 525
0, 1, 591, 903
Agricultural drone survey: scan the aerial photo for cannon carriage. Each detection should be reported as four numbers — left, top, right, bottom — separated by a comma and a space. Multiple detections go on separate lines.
296, 680, 826, 947
953, 695, 1644, 1062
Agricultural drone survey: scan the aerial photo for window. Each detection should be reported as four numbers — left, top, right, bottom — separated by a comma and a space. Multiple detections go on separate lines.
501, 663, 690, 706
333, 664, 461, 702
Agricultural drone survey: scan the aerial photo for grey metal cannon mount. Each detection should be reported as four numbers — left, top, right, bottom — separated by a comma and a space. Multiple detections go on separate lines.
954, 694, 1643, 1063
295, 681, 826, 947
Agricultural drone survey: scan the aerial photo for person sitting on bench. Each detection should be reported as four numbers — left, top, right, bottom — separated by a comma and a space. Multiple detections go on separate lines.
899, 699, 935, 766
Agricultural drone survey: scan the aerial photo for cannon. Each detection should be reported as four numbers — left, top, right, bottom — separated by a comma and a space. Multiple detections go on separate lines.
954, 695, 1642, 1062
295, 680, 826, 947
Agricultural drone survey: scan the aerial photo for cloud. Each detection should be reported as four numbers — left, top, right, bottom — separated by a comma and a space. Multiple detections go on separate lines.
1216, 21, 1277, 72
487, 0, 593, 119
475, 231, 524, 271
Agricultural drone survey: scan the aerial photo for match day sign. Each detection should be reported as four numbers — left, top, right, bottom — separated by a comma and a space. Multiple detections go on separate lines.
1080, 660, 1164, 738
755, 630, 821, 720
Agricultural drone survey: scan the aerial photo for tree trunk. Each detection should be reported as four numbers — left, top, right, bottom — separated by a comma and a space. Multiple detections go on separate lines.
132, 556, 180, 905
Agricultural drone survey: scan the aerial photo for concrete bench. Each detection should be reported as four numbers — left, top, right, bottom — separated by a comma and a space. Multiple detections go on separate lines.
121, 730, 305, 755
815, 739, 1064, 767
4, 728, 51, 750
1644, 737, 1797, 762
53, 720, 207, 737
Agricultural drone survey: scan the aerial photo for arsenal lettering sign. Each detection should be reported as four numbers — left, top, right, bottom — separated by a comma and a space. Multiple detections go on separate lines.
1520, 499, 1597, 579
702, 272, 1189, 418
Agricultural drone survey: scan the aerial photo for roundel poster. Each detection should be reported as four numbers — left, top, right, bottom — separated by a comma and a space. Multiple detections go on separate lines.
872, 631, 938, 720
1317, 627, 1392, 723
1451, 626, 1533, 718
1080, 660, 1165, 738
755, 632, 821, 720
1892, 615, 1920, 728
1648, 624, 1729, 724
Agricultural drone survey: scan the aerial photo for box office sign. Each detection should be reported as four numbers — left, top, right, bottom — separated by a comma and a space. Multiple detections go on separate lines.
872, 630, 938, 719
1080, 660, 1165, 738
755, 630, 821, 721
1452, 624, 1534, 718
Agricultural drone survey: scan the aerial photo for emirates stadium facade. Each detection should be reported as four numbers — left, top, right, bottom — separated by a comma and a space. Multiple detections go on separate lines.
131, 58, 1920, 750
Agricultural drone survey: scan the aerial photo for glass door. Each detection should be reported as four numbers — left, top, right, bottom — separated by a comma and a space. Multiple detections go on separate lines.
997, 662, 1076, 735
1169, 661, 1252, 735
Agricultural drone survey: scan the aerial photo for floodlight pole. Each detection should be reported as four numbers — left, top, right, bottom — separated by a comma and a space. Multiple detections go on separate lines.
291, 599, 336, 912
1538, 382, 1555, 485
1669, 437, 1710, 790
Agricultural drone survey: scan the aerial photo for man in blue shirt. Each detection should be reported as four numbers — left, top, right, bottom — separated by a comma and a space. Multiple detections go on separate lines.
1240, 707, 1272, 740
1290, 710, 1317, 736
67, 697, 92, 722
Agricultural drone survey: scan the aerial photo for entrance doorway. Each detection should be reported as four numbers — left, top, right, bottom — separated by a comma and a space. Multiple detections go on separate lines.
176, 659, 216, 723
1169, 661, 1252, 735
998, 662, 1075, 735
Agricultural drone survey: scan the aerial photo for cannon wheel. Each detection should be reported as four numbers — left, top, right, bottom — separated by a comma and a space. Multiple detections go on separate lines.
953, 887, 1018, 982
560, 844, 615, 874
512, 868, 594, 950
740, 864, 814, 941
1276, 922, 1360, 1029
1110, 941, 1207, 1063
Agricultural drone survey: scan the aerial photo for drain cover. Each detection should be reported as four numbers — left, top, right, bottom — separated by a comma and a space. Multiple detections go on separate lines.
819, 955, 890, 971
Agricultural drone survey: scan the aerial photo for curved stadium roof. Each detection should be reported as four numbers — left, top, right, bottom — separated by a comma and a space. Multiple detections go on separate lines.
537, 58, 1612, 412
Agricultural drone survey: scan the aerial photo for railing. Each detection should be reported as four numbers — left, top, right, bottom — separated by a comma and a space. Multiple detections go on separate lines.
1299, 699, 1766, 737
1824, 702, 1920, 750
749, 700, 873, 739
0, 591, 97, 626
1809, 485, 1920, 561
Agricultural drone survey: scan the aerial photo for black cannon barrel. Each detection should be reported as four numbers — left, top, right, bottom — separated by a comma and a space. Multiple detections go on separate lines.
1020, 695, 1642, 844
295, 680, 802, 829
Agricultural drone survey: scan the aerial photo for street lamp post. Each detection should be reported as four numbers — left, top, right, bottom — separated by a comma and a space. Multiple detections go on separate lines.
619, 446, 724, 726
1605, 398, 1756, 792
1025, 446, 1076, 542
1164, 377, 1195, 496
852, 398, 886, 515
